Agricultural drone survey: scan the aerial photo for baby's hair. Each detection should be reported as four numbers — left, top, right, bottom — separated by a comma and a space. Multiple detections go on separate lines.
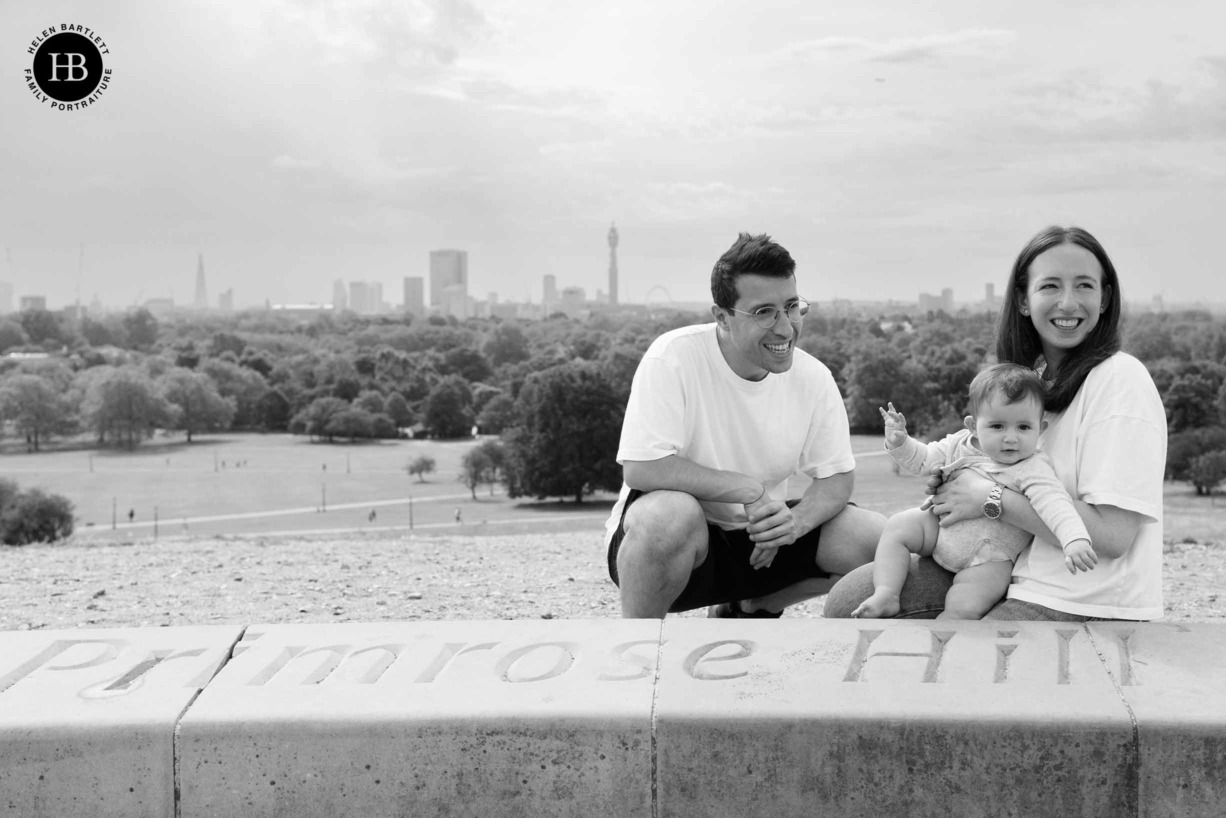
966, 363, 1047, 416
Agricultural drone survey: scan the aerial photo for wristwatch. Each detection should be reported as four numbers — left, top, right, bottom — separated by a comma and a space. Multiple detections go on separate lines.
983, 483, 1004, 519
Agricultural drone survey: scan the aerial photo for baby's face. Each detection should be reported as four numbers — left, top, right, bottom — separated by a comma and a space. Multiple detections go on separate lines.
970, 394, 1044, 465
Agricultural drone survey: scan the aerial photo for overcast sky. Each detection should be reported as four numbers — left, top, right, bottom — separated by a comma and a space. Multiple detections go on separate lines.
3, 0, 1225, 311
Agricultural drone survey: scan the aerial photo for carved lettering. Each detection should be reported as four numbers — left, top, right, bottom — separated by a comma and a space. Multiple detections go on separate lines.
1055, 629, 1077, 685
1115, 630, 1137, 687
994, 630, 1018, 684
329, 644, 403, 685
80, 648, 209, 698
843, 629, 954, 683
0, 639, 126, 694
414, 642, 499, 684
495, 642, 579, 683
683, 640, 754, 681
597, 640, 659, 682
245, 646, 306, 686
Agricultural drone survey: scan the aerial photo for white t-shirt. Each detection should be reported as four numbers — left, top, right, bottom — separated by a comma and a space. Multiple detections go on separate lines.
603, 323, 855, 544
1008, 352, 1167, 619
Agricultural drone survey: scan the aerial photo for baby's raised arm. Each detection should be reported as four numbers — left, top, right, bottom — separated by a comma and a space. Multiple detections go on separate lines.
879, 402, 908, 449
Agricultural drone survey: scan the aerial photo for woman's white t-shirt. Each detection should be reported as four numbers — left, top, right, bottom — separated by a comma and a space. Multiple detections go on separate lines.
1008, 352, 1167, 619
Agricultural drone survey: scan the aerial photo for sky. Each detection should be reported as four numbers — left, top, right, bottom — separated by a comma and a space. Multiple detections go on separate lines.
3, 0, 1226, 311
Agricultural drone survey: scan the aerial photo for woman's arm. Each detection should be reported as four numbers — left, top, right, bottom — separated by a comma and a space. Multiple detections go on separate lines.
929, 470, 1145, 559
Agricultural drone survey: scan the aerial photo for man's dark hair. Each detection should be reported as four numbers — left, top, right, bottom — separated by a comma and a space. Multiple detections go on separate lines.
710, 233, 796, 310
966, 363, 1048, 416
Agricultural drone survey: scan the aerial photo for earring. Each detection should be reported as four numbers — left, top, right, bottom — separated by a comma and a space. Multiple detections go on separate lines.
1020, 305, 1029, 315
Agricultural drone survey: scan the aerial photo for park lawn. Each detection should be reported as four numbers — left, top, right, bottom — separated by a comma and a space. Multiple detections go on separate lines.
1, 433, 1221, 546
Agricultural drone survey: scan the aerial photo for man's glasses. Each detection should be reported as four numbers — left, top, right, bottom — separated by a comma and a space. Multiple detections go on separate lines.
728, 299, 810, 328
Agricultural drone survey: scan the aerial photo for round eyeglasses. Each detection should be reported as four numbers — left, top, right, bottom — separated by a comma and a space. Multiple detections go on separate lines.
728, 299, 810, 328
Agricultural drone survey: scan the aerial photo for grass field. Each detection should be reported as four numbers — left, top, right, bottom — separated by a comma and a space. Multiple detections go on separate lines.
2, 432, 1222, 547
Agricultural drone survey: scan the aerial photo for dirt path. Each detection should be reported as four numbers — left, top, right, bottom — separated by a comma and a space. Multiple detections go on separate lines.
2, 532, 1223, 631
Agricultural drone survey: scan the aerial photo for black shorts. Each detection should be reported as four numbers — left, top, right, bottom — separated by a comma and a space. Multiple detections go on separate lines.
606, 489, 832, 613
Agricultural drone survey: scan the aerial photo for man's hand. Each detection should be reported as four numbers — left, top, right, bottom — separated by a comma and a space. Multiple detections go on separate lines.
879, 402, 908, 449
1064, 539, 1097, 574
744, 490, 798, 569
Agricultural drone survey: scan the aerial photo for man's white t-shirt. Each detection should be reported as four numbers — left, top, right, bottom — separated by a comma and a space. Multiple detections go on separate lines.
604, 323, 855, 545
1008, 352, 1167, 619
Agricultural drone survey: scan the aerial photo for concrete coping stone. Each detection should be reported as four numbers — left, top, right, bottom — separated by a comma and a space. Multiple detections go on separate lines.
2, 619, 1223, 817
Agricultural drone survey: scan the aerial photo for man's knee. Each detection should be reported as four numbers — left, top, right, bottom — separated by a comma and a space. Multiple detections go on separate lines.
817, 503, 886, 574
620, 490, 708, 563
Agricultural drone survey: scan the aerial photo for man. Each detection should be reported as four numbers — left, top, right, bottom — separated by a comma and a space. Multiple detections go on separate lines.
605, 233, 884, 618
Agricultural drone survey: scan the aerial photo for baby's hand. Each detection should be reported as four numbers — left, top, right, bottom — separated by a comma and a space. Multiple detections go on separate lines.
1063, 539, 1097, 574
879, 402, 908, 449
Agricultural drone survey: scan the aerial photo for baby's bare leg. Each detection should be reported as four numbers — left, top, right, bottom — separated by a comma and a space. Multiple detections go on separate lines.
852, 507, 939, 619
938, 561, 1013, 620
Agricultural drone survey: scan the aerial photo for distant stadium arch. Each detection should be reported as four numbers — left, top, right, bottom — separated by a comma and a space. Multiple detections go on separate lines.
643, 285, 673, 308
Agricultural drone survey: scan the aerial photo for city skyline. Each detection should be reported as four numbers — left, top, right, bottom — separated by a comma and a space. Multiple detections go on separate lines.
4, 2, 1226, 311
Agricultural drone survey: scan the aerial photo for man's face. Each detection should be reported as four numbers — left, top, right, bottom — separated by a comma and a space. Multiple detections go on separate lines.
967, 392, 1045, 466
712, 274, 803, 381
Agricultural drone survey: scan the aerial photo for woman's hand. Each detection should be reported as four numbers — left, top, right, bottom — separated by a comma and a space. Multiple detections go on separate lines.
928, 468, 995, 527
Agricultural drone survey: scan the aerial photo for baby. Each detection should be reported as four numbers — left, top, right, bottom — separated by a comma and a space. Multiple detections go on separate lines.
852, 363, 1095, 620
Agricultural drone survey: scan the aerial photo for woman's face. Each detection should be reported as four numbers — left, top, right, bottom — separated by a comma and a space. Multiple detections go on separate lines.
1021, 243, 1110, 370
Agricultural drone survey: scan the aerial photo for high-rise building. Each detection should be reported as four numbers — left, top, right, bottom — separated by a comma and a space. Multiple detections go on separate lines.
430, 250, 468, 311
349, 281, 371, 314
218, 289, 234, 311
332, 279, 348, 311
607, 223, 619, 305
543, 274, 557, 304
403, 277, 424, 316
560, 286, 586, 318
193, 253, 208, 309
19, 295, 46, 311
0, 281, 12, 314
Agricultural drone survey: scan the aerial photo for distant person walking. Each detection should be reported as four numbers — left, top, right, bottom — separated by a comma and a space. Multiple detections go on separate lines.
128, 508, 135, 523
454, 507, 462, 525
368, 509, 377, 523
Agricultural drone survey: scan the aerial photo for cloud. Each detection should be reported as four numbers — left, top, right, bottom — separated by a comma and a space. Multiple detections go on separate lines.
779, 28, 1015, 65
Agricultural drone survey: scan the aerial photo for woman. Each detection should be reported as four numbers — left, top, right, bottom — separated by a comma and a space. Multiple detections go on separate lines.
824, 225, 1167, 621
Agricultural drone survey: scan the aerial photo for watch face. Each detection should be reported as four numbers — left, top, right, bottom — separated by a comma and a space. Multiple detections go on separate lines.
983, 500, 1002, 519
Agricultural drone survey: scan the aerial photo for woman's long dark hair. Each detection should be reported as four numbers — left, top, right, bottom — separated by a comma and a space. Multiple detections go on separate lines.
995, 226, 1122, 413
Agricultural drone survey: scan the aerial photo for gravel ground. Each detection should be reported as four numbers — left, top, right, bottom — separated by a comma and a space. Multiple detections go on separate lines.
1, 531, 1223, 631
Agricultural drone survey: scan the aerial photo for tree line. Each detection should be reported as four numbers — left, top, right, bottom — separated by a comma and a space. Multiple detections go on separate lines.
3, 303, 1226, 503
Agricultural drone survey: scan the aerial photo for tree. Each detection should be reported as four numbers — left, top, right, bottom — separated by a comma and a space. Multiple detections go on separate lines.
355, 390, 386, 416
459, 447, 494, 500
1188, 451, 1226, 496
288, 396, 349, 441
483, 323, 530, 367
502, 361, 623, 503
384, 392, 413, 428
0, 318, 28, 353
1166, 427, 1226, 482
257, 388, 291, 431
407, 455, 436, 482
122, 308, 160, 350
158, 368, 236, 442
77, 366, 176, 448
423, 375, 475, 439
0, 373, 77, 451
841, 338, 918, 434
325, 407, 376, 441
19, 309, 66, 346
460, 439, 507, 498
1164, 374, 1219, 433
476, 392, 517, 435
0, 486, 74, 545
199, 358, 270, 428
